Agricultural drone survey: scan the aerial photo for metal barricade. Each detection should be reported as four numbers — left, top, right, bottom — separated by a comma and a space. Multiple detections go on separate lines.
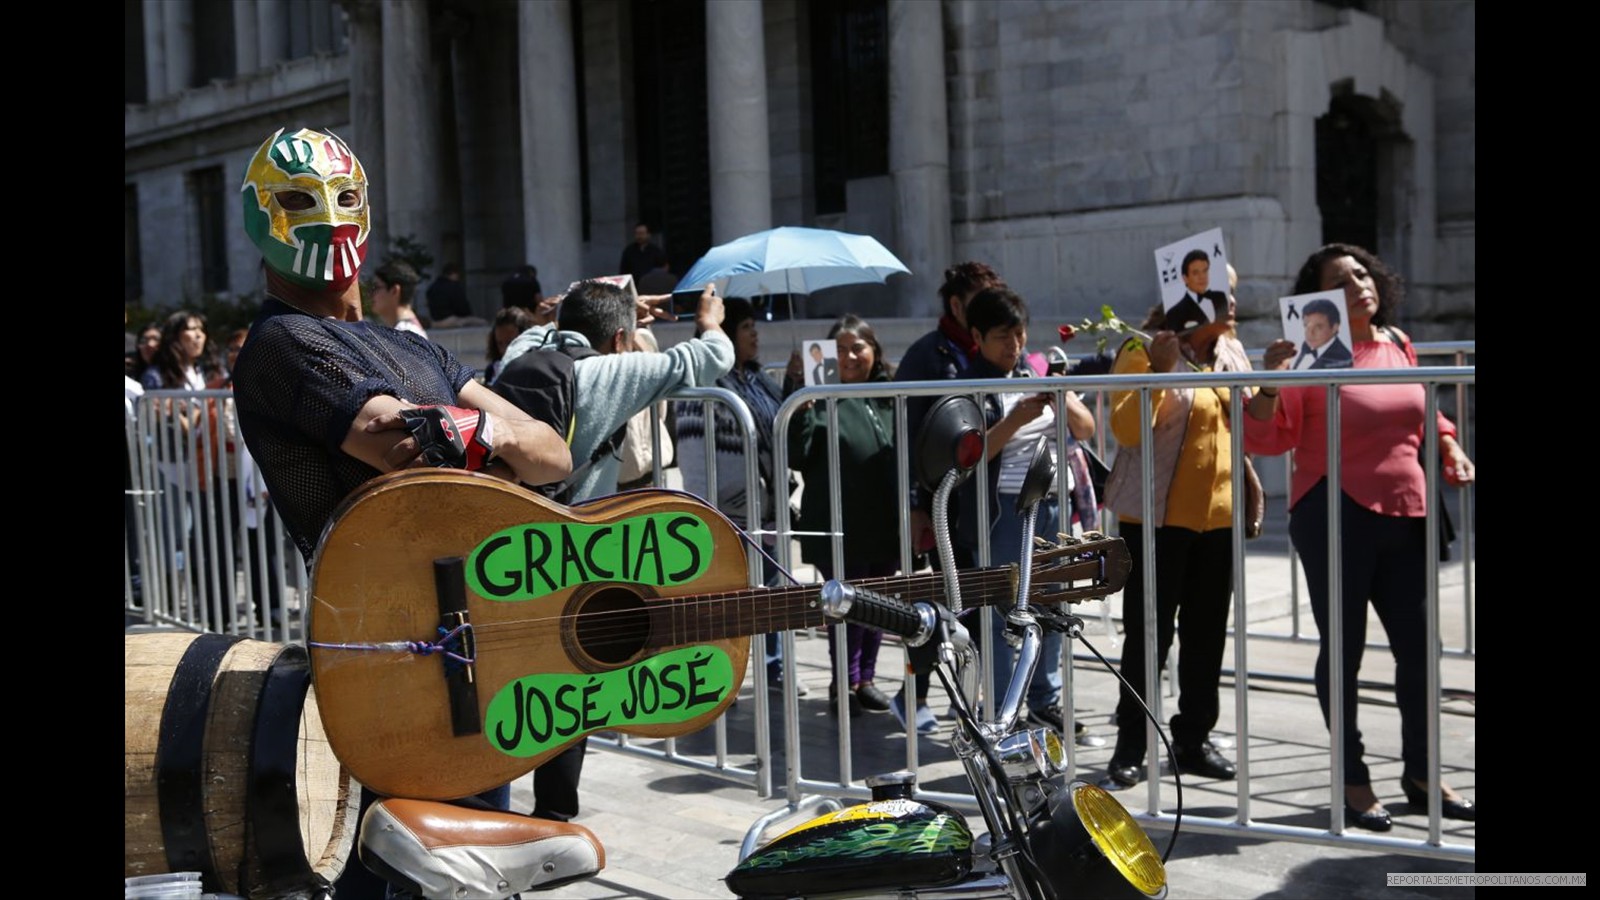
763, 379, 1101, 824
125, 390, 303, 641
748, 362, 1473, 862
124, 358, 1475, 862
1075, 345, 1475, 745
1100, 364, 1474, 861
124, 384, 777, 792
583, 385, 778, 800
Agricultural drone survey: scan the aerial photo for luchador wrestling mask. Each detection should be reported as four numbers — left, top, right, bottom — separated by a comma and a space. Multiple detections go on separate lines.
241, 128, 370, 291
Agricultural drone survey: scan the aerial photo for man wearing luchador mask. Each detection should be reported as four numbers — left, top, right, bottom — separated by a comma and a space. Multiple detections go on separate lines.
230, 126, 572, 898
231, 126, 570, 563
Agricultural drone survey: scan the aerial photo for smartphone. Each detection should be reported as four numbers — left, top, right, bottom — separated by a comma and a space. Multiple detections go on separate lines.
672, 288, 705, 317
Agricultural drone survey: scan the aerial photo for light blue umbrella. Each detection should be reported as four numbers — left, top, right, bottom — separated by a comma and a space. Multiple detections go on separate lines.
673, 226, 910, 298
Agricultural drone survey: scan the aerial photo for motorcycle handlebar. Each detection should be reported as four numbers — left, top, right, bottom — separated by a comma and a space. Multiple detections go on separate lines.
818, 580, 938, 647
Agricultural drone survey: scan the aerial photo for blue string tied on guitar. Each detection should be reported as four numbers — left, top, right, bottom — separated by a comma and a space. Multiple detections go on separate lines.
407, 623, 477, 672
309, 622, 476, 667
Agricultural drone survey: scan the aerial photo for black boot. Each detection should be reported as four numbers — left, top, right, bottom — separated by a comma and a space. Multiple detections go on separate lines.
1104, 732, 1146, 789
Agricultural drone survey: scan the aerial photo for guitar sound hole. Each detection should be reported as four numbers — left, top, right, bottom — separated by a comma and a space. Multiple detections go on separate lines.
573, 587, 651, 665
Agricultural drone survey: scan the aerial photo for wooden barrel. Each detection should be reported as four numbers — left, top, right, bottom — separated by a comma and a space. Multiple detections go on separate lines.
126, 632, 358, 897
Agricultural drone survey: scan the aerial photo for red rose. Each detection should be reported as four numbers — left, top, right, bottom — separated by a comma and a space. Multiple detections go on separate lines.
1058, 324, 1076, 343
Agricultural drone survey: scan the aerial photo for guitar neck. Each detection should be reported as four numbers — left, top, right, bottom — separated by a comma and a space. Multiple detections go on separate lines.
661, 566, 1018, 646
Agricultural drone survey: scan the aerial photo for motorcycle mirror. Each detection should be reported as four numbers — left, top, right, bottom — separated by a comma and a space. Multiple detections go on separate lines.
1014, 434, 1056, 515
913, 395, 986, 493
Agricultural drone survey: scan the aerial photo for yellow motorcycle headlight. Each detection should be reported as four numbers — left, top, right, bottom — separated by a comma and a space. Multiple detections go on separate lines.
1070, 781, 1167, 898
1039, 728, 1065, 773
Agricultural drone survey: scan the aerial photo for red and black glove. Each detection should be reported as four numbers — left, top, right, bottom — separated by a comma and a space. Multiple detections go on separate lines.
400, 405, 495, 471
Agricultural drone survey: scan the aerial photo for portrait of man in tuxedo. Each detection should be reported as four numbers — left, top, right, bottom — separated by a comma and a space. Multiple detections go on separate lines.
1165, 249, 1228, 332
807, 340, 839, 386
1292, 298, 1353, 370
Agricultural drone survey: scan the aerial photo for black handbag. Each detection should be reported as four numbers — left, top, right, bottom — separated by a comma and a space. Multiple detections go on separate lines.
1430, 454, 1458, 561
1082, 444, 1110, 500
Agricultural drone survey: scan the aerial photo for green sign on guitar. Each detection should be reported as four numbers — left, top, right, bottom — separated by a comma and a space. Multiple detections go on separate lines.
486, 645, 736, 757
468, 512, 714, 600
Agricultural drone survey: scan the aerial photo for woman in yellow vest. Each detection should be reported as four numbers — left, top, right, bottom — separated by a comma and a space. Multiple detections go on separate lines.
1102, 269, 1255, 789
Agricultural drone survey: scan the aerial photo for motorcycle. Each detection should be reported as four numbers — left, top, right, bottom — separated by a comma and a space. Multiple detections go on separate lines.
726, 395, 1174, 900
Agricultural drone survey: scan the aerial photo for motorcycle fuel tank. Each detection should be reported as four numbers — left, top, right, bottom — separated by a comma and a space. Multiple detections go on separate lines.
726, 797, 974, 899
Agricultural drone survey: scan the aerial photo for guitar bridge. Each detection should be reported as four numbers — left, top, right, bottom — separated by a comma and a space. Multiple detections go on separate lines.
434, 558, 482, 737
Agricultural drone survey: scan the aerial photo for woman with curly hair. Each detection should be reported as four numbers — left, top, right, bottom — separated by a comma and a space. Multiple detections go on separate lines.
1245, 243, 1476, 831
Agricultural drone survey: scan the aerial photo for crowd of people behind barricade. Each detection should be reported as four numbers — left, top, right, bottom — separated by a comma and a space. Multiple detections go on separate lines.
125, 242, 1474, 820
125, 125, 1474, 887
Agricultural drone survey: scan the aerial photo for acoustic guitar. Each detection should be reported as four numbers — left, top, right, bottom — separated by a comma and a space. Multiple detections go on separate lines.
308, 469, 1129, 800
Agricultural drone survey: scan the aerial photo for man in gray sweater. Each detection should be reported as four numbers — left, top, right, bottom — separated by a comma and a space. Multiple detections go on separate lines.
489, 278, 733, 821
497, 280, 731, 503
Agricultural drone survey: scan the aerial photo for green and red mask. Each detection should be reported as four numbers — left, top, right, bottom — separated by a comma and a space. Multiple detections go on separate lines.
241, 127, 370, 292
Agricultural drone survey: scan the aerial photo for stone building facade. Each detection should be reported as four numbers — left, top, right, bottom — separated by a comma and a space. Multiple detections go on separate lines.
125, 0, 1473, 341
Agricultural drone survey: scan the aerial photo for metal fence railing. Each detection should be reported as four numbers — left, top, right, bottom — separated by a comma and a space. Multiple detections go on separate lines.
756, 361, 1474, 863
126, 389, 303, 642
124, 384, 778, 801
580, 386, 776, 799
125, 348, 1474, 863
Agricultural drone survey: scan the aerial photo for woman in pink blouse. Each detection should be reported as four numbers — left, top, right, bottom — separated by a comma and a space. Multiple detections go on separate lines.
1245, 243, 1475, 832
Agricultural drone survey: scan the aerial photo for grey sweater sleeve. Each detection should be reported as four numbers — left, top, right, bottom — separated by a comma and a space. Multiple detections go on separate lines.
566, 331, 735, 499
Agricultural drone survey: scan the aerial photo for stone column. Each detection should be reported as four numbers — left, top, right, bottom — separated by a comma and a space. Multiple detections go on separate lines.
232, 0, 258, 75
340, 0, 387, 255
382, 0, 443, 265
706, 0, 772, 245
517, 0, 584, 287
887, 0, 952, 316
161, 0, 194, 96
142, 0, 167, 101
257, 0, 288, 67
578, 0, 632, 279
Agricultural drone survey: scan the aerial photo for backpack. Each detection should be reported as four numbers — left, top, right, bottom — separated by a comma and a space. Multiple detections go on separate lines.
490, 335, 627, 502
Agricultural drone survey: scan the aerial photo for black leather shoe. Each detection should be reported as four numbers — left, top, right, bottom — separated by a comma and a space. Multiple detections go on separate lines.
856, 683, 892, 713
1173, 741, 1237, 780
827, 684, 861, 718
1344, 803, 1393, 832
1104, 758, 1144, 788
1401, 779, 1476, 821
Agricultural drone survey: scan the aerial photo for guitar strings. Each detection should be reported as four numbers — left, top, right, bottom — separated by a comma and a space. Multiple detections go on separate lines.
463, 569, 1028, 655
461, 571, 987, 645
309, 547, 1113, 659
304, 570, 1007, 662
461, 554, 1111, 655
